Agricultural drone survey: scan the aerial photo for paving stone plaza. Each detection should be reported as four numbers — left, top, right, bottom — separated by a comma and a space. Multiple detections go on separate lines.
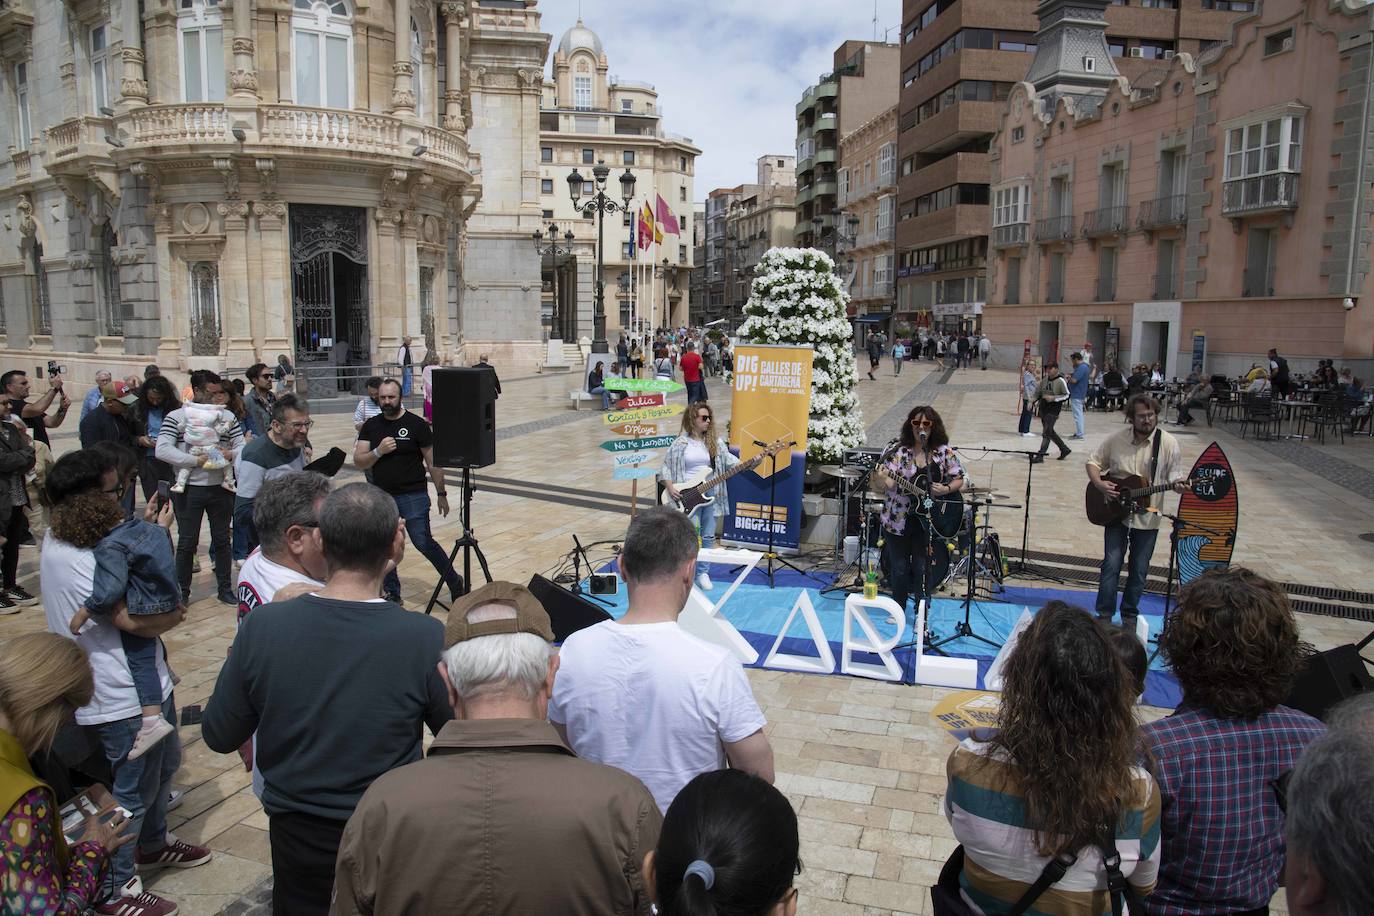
2, 359, 1369, 915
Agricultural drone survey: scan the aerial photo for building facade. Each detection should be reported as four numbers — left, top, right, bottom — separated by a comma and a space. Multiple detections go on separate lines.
895, 0, 1248, 335
537, 19, 699, 341
984, 0, 1374, 377
703, 184, 748, 327
839, 105, 897, 328
698, 155, 796, 330
795, 40, 899, 252
0, 0, 548, 389
687, 199, 705, 324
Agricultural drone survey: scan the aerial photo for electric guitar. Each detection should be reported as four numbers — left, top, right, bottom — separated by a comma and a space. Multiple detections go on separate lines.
661, 438, 790, 519
1085, 474, 1197, 527
886, 469, 965, 538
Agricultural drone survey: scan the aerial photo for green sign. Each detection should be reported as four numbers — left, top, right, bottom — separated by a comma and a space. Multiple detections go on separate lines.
604, 378, 686, 393
600, 435, 677, 452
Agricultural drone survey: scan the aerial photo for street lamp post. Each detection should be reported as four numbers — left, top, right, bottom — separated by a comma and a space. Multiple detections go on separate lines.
531, 222, 575, 342
568, 161, 635, 353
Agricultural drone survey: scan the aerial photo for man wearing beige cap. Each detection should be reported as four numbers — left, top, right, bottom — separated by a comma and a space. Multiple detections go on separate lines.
332, 581, 662, 916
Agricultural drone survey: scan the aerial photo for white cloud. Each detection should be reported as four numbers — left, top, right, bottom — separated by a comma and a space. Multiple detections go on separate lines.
538, 0, 904, 198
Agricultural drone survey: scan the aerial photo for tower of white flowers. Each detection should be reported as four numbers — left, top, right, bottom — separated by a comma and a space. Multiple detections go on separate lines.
737, 247, 865, 464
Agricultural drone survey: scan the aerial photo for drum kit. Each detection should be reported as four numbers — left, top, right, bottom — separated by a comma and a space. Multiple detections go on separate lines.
815, 454, 1022, 599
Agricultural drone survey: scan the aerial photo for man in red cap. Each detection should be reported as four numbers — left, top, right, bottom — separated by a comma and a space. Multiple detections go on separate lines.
78, 379, 138, 450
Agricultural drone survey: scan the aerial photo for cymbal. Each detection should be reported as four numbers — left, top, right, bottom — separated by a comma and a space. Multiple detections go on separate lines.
967, 489, 1014, 500
819, 465, 867, 479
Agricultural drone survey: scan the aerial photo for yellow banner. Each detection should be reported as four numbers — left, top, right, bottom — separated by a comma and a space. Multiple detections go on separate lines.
603, 404, 685, 425
729, 344, 813, 480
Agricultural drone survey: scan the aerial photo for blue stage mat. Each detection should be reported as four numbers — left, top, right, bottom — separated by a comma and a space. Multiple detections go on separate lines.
590, 563, 1182, 709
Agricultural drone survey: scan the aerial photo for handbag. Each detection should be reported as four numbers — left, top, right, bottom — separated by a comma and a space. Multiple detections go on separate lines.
932, 838, 1147, 916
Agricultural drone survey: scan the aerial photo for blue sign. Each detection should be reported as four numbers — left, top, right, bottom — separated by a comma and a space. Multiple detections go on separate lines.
722, 448, 807, 552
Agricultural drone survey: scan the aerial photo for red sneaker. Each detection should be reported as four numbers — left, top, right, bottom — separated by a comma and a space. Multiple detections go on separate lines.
134, 835, 212, 870
94, 877, 179, 916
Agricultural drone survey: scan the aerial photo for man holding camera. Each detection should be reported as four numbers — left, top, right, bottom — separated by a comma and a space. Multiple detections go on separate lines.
2, 367, 71, 448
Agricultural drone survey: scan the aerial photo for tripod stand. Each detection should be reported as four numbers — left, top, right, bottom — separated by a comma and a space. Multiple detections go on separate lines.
820, 469, 875, 596
952, 444, 1062, 582
425, 466, 494, 615
754, 440, 814, 588
1147, 512, 1225, 663
928, 498, 1003, 654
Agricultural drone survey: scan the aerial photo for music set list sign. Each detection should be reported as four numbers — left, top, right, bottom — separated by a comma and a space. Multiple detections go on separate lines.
723, 344, 814, 553
599, 381, 685, 497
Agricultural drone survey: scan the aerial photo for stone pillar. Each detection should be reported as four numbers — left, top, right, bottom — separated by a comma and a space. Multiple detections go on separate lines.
229, 0, 260, 99
440, 2, 465, 131
119, 0, 149, 108
374, 208, 403, 361
401, 211, 421, 341
217, 200, 256, 368
391, 0, 417, 117
255, 201, 291, 362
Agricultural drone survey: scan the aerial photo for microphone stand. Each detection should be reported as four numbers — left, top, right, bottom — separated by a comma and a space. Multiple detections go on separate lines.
1147, 511, 1225, 663
571, 533, 613, 608
949, 444, 1062, 582
752, 439, 815, 588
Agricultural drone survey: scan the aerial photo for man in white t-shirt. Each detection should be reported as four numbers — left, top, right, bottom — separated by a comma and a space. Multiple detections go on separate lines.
40, 448, 209, 916
235, 471, 330, 796
550, 506, 773, 813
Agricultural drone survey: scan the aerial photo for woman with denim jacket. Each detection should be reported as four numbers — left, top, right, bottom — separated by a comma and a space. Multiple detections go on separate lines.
66, 490, 179, 762
658, 402, 740, 593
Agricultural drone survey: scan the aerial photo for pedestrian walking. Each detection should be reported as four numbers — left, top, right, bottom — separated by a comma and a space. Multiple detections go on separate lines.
892, 341, 905, 376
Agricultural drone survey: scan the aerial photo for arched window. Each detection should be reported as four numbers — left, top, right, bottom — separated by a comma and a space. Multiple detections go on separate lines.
178, 0, 224, 102
292, 0, 353, 109
411, 17, 424, 119
189, 262, 221, 355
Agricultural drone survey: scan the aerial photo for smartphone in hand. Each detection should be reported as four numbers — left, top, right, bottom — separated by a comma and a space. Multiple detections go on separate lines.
157, 481, 171, 506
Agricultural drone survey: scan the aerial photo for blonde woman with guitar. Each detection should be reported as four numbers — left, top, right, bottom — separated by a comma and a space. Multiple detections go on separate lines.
872, 406, 965, 614
659, 403, 739, 591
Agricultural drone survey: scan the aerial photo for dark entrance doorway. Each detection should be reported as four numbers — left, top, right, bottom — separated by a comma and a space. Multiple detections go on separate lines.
290, 204, 370, 395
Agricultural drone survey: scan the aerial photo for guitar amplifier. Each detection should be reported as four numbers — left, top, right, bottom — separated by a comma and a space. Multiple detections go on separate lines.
843, 447, 884, 471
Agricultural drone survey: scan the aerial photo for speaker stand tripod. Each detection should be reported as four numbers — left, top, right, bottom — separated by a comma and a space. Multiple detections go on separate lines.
425, 466, 493, 615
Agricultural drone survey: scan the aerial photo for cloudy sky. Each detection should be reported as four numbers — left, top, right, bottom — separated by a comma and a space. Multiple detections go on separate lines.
539, 0, 904, 201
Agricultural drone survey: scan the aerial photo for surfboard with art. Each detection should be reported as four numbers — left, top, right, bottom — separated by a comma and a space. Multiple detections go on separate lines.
1176, 441, 1238, 583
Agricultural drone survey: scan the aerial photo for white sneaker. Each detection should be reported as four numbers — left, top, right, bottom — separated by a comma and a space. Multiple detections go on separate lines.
696, 572, 713, 591
1020, 432, 1037, 437
128, 717, 175, 761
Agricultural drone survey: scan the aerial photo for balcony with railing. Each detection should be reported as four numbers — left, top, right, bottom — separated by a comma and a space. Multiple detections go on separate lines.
10, 150, 31, 182
1035, 214, 1074, 243
1095, 276, 1117, 301
1222, 172, 1299, 216
1153, 272, 1178, 300
992, 222, 1028, 249
1242, 268, 1275, 298
1083, 205, 1129, 238
42, 116, 114, 170
1138, 194, 1187, 229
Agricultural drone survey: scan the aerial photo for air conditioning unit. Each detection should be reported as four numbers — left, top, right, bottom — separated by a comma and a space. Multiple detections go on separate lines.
1163, 50, 1175, 60
1129, 47, 1144, 58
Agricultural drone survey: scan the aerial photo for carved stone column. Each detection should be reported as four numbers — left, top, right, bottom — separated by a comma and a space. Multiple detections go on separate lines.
229, 0, 259, 99
119, 0, 149, 107
374, 208, 403, 360
390, 0, 416, 117
217, 200, 256, 367
254, 195, 291, 361
440, 1, 465, 131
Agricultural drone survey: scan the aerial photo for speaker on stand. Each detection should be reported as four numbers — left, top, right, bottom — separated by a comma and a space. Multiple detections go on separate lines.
424, 368, 498, 614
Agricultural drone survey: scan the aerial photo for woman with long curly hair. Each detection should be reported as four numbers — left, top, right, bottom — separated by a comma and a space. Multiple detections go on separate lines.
658, 402, 740, 591
945, 601, 1160, 913
873, 405, 965, 611
1143, 567, 1324, 914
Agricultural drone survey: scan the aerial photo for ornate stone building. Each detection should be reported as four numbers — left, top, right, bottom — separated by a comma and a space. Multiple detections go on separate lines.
0, 0, 551, 391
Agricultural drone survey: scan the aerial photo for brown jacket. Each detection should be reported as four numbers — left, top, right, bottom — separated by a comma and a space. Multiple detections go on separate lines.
331, 718, 662, 916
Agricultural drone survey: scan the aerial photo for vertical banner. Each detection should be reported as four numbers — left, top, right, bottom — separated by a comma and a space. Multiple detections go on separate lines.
723, 344, 814, 552
1191, 330, 1206, 374
1104, 327, 1120, 369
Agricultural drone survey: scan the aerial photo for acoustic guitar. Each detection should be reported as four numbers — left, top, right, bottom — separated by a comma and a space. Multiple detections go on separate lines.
661, 438, 790, 520
886, 469, 965, 538
1085, 474, 1195, 527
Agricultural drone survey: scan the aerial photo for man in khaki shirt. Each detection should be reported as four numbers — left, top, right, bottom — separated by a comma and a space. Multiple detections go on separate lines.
331, 582, 661, 916
1086, 394, 1187, 630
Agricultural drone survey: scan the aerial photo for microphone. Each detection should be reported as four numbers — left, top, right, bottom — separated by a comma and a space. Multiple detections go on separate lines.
918, 430, 928, 443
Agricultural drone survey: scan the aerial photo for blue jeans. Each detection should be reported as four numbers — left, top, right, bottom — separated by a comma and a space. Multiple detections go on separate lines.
1018, 398, 1034, 434
382, 490, 462, 600
696, 497, 718, 576
589, 385, 612, 410
686, 380, 708, 403
1096, 523, 1158, 626
1071, 397, 1086, 436
400, 368, 413, 397
97, 694, 180, 885
233, 497, 258, 561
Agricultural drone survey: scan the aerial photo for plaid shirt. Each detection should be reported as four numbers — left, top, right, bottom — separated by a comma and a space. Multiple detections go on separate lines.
1141, 703, 1325, 914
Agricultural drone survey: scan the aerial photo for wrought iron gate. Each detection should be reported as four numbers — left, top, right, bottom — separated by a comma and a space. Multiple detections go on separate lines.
289, 205, 369, 364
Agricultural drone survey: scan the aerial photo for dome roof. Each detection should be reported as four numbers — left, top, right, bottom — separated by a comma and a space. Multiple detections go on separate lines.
558, 19, 603, 59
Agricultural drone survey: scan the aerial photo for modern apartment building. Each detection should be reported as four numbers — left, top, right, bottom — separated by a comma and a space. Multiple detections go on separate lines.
700, 156, 796, 329
984, 0, 1374, 376
839, 106, 898, 325
538, 19, 701, 340
795, 41, 899, 252
895, 0, 1248, 333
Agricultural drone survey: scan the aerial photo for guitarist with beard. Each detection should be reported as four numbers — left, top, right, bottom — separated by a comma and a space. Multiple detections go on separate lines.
1086, 393, 1187, 632
660, 402, 741, 592
873, 406, 965, 615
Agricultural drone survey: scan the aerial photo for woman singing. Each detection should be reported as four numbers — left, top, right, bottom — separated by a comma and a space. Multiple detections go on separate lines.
874, 406, 964, 612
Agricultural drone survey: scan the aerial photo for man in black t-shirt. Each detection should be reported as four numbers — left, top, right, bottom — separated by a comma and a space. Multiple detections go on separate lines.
1, 368, 70, 448
1268, 348, 1292, 398
353, 379, 462, 603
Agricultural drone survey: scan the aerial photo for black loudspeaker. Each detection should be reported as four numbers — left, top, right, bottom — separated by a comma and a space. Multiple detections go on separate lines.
528, 574, 612, 643
431, 367, 496, 468
1285, 644, 1373, 721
